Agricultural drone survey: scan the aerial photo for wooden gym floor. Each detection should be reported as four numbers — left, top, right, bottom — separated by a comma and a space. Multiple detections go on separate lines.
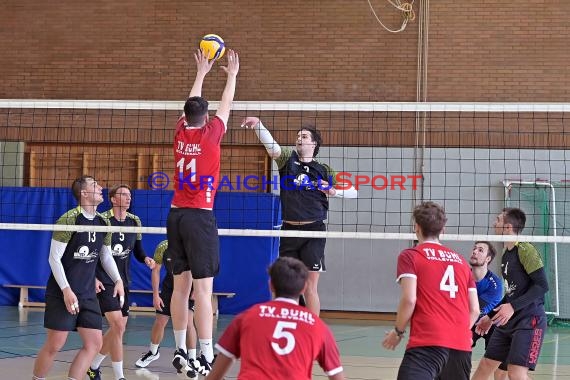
1, 306, 569, 379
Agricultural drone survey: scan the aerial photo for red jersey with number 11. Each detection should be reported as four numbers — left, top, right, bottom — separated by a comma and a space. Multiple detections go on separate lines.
171, 116, 225, 209
396, 241, 476, 351
215, 298, 343, 380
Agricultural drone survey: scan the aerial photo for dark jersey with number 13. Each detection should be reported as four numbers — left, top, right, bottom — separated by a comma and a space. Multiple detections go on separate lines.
46, 207, 111, 299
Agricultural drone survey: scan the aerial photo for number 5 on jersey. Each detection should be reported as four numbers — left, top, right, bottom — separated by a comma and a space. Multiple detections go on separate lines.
272, 321, 297, 355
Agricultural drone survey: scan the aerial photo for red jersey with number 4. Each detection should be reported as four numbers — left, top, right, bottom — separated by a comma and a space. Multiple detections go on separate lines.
215, 298, 343, 380
171, 116, 225, 209
397, 241, 476, 351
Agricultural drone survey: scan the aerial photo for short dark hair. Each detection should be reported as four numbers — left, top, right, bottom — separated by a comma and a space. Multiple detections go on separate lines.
502, 207, 526, 234
71, 175, 96, 202
298, 125, 322, 157
413, 201, 447, 238
183, 96, 209, 126
475, 241, 497, 263
109, 184, 131, 199
269, 257, 308, 299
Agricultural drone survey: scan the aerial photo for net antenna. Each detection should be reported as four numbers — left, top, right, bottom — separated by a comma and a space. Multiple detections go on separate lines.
367, 0, 416, 33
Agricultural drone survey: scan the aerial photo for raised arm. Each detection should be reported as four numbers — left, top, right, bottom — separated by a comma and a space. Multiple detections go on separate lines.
241, 116, 282, 159
188, 49, 215, 99
215, 49, 240, 128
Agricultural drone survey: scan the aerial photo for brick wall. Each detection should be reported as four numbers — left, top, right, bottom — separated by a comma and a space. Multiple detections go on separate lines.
2, 1, 567, 102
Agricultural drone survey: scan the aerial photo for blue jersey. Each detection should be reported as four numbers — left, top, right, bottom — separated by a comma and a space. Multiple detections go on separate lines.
476, 270, 503, 316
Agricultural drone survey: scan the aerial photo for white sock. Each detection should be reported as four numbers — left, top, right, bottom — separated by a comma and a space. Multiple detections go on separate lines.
188, 348, 197, 360
91, 353, 106, 369
174, 329, 187, 352
112, 361, 124, 380
199, 339, 214, 362
150, 342, 159, 355
68, 378, 77, 380
32, 376, 46, 380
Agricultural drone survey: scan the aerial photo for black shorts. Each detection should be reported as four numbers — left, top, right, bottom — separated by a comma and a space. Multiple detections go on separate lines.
97, 284, 129, 317
44, 295, 102, 331
398, 346, 471, 380
167, 208, 220, 278
279, 221, 326, 271
156, 288, 195, 316
484, 314, 546, 371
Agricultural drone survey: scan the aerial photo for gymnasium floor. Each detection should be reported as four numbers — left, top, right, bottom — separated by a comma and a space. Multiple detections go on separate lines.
1, 306, 569, 379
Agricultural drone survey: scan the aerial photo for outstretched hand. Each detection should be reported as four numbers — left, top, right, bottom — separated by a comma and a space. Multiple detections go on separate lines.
95, 278, 105, 293
153, 295, 164, 311
194, 49, 215, 77
475, 315, 493, 335
318, 180, 337, 196
63, 287, 80, 315
491, 303, 515, 327
241, 116, 261, 129
220, 49, 239, 76
382, 329, 403, 351
145, 257, 156, 270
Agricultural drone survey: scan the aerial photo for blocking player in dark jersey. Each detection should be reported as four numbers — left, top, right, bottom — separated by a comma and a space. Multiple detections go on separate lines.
207, 257, 344, 380
167, 48, 239, 377
472, 208, 549, 380
240, 116, 358, 316
32, 176, 124, 380
135, 240, 197, 372
88, 184, 155, 380
382, 201, 479, 380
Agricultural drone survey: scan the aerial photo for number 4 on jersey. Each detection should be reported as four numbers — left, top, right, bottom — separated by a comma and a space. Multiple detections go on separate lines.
439, 265, 458, 298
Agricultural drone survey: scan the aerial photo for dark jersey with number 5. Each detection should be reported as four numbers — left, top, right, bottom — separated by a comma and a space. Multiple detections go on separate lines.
96, 210, 143, 285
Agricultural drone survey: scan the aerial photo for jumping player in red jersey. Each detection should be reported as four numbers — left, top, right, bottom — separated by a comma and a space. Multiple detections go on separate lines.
382, 201, 479, 380
206, 257, 344, 380
167, 48, 239, 378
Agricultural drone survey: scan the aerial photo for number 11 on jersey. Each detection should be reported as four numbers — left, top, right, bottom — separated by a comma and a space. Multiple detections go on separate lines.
177, 158, 197, 182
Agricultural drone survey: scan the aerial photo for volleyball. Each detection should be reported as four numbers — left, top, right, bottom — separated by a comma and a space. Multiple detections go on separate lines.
200, 34, 226, 61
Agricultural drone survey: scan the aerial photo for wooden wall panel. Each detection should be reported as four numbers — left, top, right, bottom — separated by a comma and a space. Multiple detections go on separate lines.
26, 143, 269, 193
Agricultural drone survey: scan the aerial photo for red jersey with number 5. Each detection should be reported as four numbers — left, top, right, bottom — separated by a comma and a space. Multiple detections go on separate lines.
215, 298, 343, 380
397, 241, 476, 351
171, 115, 225, 209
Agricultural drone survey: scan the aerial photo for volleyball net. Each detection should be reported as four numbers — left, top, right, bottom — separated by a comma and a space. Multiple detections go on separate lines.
1, 100, 569, 317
